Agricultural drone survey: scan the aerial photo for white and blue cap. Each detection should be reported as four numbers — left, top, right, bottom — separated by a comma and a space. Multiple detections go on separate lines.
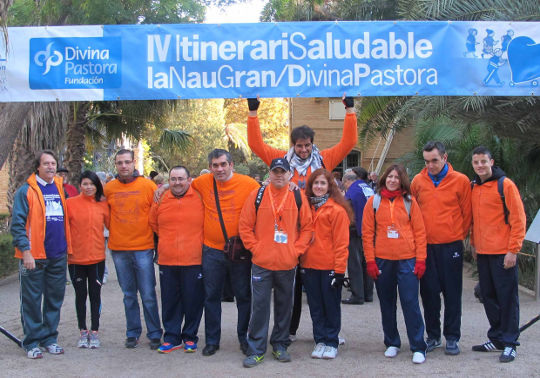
270, 158, 291, 172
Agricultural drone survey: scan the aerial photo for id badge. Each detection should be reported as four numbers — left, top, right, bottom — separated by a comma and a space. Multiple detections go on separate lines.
274, 230, 288, 244
387, 225, 399, 239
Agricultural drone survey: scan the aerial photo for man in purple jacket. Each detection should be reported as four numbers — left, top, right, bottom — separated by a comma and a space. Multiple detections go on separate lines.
342, 167, 375, 304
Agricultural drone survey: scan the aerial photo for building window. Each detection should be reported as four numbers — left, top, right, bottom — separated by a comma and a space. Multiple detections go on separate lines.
328, 99, 346, 120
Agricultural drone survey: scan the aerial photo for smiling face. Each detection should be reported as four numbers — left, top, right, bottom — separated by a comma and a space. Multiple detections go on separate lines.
293, 137, 313, 160
115, 152, 135, 179
311, 174, 329, 197
385, 169, 401, 191
423, 148, 447, 176
210, 155, 234, 182
169, 167, 192, 197
80, 178, 97, 197
37, 153, 57, 182
472, 153, 494, 182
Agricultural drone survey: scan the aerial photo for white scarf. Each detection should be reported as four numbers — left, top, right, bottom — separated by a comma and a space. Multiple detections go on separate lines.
285, 144, 324, 178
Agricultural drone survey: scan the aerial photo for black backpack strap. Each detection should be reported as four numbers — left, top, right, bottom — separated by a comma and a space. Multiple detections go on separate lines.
498, 176, 509, 225
213, 177, 229, 240
254, 185, 267, 215
293, 188, 302, 211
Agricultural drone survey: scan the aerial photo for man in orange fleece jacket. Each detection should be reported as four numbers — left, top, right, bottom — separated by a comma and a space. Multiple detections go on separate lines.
411, 141, 472, 356
11, 150, 72, 359
104, 149, 162, 350
470, 146, 526, 363
239, 158, 313, 368
149, 166, 205, 354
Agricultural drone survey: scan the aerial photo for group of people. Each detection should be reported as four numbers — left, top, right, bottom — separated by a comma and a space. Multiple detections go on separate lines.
10, 96, 526, 368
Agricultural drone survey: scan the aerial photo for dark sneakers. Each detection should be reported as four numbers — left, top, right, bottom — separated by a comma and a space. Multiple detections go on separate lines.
445, 340, 460, 355
426, 338, 442, 352
149, 338, 162, 350
125, 337, 138, 348
202, 344, 220, 356
243, 354, 264, 368
272, 349, 292, 362
472, 341, 504, 352
499, 347, 517, 363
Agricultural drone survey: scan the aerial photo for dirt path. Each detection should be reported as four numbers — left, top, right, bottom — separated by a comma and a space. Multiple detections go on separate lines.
1, 259, 539, 377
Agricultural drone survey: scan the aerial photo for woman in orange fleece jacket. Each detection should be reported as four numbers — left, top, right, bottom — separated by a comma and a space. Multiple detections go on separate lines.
361, 164, 428, 364
66, 170, 110, 349
301, 168, 352, 360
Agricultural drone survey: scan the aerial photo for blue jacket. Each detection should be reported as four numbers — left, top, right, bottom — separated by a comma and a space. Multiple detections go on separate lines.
345, 179, 374, 235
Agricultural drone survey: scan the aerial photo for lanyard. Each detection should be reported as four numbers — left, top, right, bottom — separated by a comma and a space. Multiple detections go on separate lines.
389, 198, 396, 225
268, 185, 288, 228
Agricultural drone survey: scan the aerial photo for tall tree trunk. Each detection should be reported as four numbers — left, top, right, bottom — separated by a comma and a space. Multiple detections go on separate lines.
64, 102, 89, 183
0, 103, 31, 169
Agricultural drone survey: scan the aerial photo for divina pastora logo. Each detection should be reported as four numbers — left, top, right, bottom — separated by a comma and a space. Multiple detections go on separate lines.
29, 37, 121, 89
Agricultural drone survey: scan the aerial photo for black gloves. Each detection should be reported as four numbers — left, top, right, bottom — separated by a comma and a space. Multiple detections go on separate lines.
331, 273, 346, 288
342, 96, 354, 108
247, 98, 260, 111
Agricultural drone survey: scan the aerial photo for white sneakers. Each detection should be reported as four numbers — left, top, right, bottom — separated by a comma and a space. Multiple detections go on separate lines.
311, 343, 326, 359
384, 346, 400, 358
384, 347, 425, 364
412, 351, 426, 364
322, 346, 338, 359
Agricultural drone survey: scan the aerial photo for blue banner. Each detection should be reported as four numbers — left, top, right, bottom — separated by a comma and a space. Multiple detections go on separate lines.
1, 21, 539, 102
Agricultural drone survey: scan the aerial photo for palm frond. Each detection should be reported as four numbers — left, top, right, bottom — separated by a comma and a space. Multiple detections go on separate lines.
158, 129, 192, 154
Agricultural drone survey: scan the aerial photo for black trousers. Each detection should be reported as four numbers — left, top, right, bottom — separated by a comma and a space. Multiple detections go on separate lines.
289, 265, 302, 335
477, 254, 520, 348
68, 261, 105, 331
420, 241, 463, 342
347, 231, 373, 301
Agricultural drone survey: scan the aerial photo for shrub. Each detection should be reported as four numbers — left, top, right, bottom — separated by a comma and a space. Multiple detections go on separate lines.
0, 233, 18, 278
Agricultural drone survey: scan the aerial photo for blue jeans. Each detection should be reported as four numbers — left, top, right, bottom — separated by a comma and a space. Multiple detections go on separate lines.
375, 257, 427, 353
112, 250, 162, 340
202, 245, 251, 346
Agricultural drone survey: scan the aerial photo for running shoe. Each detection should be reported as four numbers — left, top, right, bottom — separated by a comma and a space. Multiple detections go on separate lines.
311, 343, 326, 359
157, 342, 183, 354
27, 347, 43, 359
322, 346, 338, 359
78, 330, 89, 348
412, 352, 426, 364
184, 341, 197, 353
384, 346, 399, 358
89, 331, 100, 349
499, 347, 516, 363
44, 343, 64, 354
243, 354, 264, 368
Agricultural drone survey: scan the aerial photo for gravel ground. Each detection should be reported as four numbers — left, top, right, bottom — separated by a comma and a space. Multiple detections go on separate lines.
1, 258, 539, 377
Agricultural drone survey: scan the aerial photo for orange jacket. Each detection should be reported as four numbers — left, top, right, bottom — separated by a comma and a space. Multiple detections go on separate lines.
411, 164, 472, 244
149, 186, 204, 266
66, 194, 110, 265
192, 173, 260, 250
471, 176, 526, 255
301, 198, 350, 274
12, 174, 73, 259
239, 184, 313, 271
104, 177, 157, 251
247, 113, 358, 185
362, 195, 427, 262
